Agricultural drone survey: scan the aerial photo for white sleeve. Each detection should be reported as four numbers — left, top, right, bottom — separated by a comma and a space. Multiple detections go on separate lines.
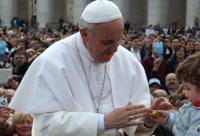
34, 111, 101, 136
98, 115, 105, 132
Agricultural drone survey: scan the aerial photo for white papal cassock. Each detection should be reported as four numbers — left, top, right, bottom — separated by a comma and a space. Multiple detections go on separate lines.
9, 32, 151, 136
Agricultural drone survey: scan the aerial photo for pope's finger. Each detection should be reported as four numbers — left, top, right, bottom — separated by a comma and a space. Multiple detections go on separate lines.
126, 104, 145, 111
129, 108, 148, 115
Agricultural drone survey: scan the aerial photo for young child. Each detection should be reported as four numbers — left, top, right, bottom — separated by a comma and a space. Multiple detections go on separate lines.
149, 52, 200, 136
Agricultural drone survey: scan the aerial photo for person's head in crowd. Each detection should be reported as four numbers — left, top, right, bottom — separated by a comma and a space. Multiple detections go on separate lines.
143, 38, 152, 51
78, 0, 123, 63
152, 89, 168, 98
122, 41, 130, 50
31, 38, 41, 50
165, 73, 179, 93
147, 33, 157, 44
17, 41, 26, 51
19, 32, 25, 39
36, 47, 46, 54
26, 48, 36, 59
185, 39, 195, 55
7, 30, 16, 37
3, 52, 10, 62
175, 43, 186, 62
140, 39, 152, 60
131, 35, 140, 50
13, 51, 26, 68
176, 52, 200, 105
0, 52, 11, 69
195, 41, 200, 52
10, 38, 18, 48
165, 34, 171, 39
12, 112, 33, 136
164, 38, 171, 48
171, 38, 180, 52
149, 78, 161, 93
148, 24, 153, 29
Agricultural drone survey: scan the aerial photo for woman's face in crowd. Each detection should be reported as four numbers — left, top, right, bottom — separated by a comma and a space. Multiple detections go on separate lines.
144, 41, 151, 49
15, 116, 33, 136
176, 47, 185, 59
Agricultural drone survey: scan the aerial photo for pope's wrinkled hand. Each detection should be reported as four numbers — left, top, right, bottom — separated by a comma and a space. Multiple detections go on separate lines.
104, 102, 148, 129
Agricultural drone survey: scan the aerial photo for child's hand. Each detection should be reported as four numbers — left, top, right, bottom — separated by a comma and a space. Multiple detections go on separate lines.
151, 97, 173, 110
148, 109, 168, 125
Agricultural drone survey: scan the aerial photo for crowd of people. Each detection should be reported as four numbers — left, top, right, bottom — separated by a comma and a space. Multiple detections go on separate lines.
0, 1, 200, 135
0, 16, 79, 136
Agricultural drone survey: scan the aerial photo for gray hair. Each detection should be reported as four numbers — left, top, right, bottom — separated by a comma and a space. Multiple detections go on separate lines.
78, 18, 95, 35
195, 41, 200, 45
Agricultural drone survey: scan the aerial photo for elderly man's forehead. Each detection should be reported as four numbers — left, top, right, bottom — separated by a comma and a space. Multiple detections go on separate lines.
172, 39, 179, 42
93, 19, 124, 35
166, 73, 177, 79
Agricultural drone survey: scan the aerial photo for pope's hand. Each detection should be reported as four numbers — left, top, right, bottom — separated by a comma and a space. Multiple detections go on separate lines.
104, 102, 148, 129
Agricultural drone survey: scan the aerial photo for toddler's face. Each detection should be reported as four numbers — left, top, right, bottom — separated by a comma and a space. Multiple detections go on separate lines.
183, 81, 200, 104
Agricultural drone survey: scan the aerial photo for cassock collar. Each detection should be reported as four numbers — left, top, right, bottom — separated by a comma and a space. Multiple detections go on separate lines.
76, 32, 95, 62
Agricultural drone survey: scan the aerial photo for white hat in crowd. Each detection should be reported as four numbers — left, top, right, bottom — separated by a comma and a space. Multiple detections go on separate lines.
148, 78, 161, 86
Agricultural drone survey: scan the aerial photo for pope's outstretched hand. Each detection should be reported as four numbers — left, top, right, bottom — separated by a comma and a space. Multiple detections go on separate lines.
104, 102, 148, 129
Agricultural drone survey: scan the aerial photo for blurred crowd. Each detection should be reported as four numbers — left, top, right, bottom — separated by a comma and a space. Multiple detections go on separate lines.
0, 18, 200, 136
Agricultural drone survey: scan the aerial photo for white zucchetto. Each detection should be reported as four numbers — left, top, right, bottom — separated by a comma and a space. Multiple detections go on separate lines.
81, 0, 122, 23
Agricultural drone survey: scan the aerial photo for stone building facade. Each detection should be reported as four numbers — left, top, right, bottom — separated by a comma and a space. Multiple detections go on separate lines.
0, 0, 199, 28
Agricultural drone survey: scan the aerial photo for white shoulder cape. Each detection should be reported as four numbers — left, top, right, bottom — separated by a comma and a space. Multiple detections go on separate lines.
9, 32, 150, 114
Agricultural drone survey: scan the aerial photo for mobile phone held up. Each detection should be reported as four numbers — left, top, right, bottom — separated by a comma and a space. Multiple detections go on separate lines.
0, 95, 8, 107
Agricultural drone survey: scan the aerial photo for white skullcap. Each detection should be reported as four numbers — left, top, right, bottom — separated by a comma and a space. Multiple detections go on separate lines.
81, 0, 122, 23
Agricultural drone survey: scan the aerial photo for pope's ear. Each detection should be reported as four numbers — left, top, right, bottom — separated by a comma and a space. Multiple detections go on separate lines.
80, 28, 88, 43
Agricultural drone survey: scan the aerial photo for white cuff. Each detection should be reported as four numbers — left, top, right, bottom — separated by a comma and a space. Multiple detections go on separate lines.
97, 115, 105, 133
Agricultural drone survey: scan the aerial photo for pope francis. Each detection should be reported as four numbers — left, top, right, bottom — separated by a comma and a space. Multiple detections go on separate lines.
9, 0, 154, 136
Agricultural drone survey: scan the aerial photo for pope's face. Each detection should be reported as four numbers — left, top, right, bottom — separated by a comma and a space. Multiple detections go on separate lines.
80, 19, 124, 63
